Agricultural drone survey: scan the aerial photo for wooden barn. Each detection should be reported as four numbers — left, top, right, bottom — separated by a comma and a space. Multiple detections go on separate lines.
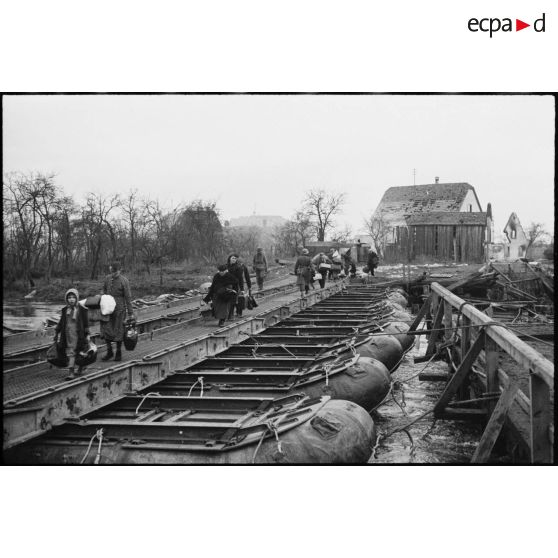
384, 211, 489, 263
373, 181, 492, 264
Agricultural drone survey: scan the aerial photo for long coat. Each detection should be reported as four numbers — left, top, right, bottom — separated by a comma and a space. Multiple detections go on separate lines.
55, 305, 90, 353
253, 251, 268, 272
227, 262, 250, 292
294, 255, 313, 286
367, 251, 379, 275
204, 271, 239, 319
101, 272, 134, 342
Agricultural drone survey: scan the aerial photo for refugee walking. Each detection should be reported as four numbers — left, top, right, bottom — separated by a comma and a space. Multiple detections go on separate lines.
311, 252, 332, 289
252, 247, 268, 291
54, 287, 91, 380
294, 248, 314, 296
366, 248, 380, 276
204, 264, 239, 327
101, 262, 135, 362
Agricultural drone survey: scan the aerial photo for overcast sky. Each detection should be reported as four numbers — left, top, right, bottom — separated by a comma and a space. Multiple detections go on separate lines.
3, 94, 555, 238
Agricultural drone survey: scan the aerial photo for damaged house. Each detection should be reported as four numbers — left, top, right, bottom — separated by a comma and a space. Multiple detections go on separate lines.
373, 179, 492, 264
502, 212, 528, 259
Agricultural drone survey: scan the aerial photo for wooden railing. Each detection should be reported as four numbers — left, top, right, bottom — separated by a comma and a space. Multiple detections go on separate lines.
413, 282, 553, 463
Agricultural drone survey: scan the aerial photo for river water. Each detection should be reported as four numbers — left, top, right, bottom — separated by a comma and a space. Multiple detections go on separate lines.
3, 301, 61, 333
370, 331, 483, 464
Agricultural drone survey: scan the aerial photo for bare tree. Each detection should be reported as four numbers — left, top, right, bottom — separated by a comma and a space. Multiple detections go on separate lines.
143, 199, 183, 286
81, 192, 120, 279
3, 172, 48, 287
303, 188, 346, 241
330, 224, 353, 243
224, 226, 261, 259
363, 211, 390, 258
274, 211, 314, 256
525, 222, 549, 255
119, 188, 139, 270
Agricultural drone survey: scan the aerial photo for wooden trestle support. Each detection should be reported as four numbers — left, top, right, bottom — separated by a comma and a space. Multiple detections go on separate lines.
409, 282, 554, 464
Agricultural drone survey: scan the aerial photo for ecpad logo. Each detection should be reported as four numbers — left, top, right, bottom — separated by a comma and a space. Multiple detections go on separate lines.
468, 13, 546, 37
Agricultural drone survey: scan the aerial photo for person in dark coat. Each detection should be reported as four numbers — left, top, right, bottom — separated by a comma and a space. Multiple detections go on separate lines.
54, 287, 91, 380
342, 248, 357, 277
203, 264, 239, 327
236, 256, 253, 317
100, 261, 135, 362
311, 252, 332, 289
294, 248, 314, 296
252, 247, 268, 291
227, 254, 249, 318
367, 249, 380, 276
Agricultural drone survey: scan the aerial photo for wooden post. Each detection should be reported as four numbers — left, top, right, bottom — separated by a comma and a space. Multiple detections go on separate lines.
471, 383, 518, 463
425, 299, 445, 356
461, 316, 471, 356
458, 316, 472, 399
530, 372, 551, 463
434, 331, 486, 416
484, 338, 500, 415
444, 300, 453, 342
409, 293, 432, 332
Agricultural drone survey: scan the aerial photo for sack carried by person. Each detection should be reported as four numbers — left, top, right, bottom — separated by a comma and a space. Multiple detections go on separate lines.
319, 263, 331, 270
83, 294, 102, 309
100, 294, 116, 315
314, 272, 322, 281
75, 341, 98, 367
46, 342, 69, 368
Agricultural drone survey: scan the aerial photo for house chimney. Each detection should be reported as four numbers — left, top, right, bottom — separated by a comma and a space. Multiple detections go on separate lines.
435, 176, 439, 184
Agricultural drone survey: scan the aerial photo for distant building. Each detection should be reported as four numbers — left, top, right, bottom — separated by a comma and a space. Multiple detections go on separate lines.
373, 180, 491, 264
502, 212, 528, 259
228, 215, 287, 229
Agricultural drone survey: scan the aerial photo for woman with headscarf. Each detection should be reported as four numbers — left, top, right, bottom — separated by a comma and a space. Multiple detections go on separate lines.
294, 248, 314, 296
236, 256, 252, 317
226, 254, 249, 318
203, 264, 239, 327
53, 287, 91, 380
100, 261, 135, 362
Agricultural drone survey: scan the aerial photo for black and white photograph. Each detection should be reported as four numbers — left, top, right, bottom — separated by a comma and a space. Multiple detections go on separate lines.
2, 93, 554, 465
1, 3, 557, 556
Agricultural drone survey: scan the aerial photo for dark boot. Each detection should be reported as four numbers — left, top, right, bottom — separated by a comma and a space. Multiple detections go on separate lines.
114, 342, 122, 362
65, 367, 76, 381
102, 342, 114, 361
218, 319, 225, 327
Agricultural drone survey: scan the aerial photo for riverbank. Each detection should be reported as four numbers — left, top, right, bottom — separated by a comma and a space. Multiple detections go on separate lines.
3, 263, 293, 304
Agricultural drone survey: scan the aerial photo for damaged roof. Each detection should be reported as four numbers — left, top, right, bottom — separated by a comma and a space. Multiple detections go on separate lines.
375, 182, 481, 220
405, 212, 488, 226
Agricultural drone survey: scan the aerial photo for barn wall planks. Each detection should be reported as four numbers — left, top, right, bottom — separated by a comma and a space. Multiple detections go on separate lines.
383, 225, 486, 264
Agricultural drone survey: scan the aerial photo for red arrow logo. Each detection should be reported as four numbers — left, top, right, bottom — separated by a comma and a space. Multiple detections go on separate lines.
516, 19, 530, 31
